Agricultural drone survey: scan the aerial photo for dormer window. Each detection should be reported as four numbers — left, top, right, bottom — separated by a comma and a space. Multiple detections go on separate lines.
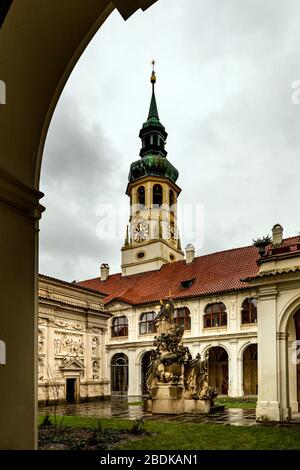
181, 278, 195, 289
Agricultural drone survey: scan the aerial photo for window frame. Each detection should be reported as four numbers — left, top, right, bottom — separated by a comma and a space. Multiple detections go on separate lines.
111, 316, 128, 338
139, 311, 157, 335
153, 184, 163, 207
241, 298, 257, 324
174, 307, 191, 331
204, 303, 227, 328
137, 185, 145, 208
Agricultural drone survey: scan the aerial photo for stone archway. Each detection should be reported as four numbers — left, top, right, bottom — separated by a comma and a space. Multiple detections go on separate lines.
208, 346, 228, 395
0, 1, 157, 449
243, 344, 258, 395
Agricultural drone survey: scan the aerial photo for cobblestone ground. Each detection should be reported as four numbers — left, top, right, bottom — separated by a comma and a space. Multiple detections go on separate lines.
39, 397, 258, 426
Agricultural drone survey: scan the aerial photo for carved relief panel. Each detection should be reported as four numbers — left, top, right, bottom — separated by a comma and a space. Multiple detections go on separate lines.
54, 331, 84, 357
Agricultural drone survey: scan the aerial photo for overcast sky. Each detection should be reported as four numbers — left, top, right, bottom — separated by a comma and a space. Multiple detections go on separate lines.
39, 0, 300, 282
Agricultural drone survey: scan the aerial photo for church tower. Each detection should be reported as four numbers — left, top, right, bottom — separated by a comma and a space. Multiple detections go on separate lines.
121, 63, 184, 276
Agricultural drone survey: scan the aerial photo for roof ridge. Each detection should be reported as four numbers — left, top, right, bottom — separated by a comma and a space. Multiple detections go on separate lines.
39, 273, 107, 296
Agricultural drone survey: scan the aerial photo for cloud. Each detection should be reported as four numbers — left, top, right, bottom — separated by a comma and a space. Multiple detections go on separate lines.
39, 94, 125, 280
39, 0, 300, 280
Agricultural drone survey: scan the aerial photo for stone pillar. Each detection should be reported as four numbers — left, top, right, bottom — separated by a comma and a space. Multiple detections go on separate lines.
228, 340, 239, 397
47, 320, 55, 376
0, 171, 43, 449
85, 330, 93, 380
145, 182, 151, 209
256, 287, 281, 421
128, 311, 137, 342
277, 332, 291, 420
191, 303, 200, 337
237, 355, 244, 397
127, 347, 138, 396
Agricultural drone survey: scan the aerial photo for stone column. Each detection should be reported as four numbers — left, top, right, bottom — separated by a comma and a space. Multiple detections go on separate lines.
228, 340, 239, 397
0, 171, 43, 449
256, 286, 281, 421
47, 319, 55, 375
237, 355, 244, 397
85, 329, 93, 381
191, 302, 200, 337
127, 347, 138, 396
277, 332, 291, 420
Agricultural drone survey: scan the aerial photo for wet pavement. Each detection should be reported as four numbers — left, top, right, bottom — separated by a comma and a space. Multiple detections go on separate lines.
39, 397, 258, 427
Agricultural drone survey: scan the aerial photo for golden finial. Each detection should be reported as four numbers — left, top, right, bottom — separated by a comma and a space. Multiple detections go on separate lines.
150, 59, 156, 84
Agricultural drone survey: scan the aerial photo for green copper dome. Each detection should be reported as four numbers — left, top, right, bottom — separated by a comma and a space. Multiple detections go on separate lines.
128, 65, 179, 185
128, 154, 179, 183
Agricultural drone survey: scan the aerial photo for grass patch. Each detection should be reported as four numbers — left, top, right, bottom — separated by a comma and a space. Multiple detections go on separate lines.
128, 401, 142, 406
215, 397, 257, 409
38, 415, 300, 450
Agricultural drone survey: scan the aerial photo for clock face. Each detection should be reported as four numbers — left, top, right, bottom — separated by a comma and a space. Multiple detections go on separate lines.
132, 222, 149, 243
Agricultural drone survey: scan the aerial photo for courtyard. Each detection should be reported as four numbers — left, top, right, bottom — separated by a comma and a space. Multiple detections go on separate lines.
38, 397, 300, 450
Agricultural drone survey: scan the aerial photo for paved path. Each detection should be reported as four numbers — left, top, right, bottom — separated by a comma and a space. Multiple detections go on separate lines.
39, 398, 258, 427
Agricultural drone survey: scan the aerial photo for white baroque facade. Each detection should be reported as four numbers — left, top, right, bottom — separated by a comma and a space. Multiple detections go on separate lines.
38, 275, 111, 404
39, 71, 300, 423
104, 292, 258, 398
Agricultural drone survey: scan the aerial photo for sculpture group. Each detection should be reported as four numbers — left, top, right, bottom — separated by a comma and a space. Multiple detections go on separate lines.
145, 298, 217, 414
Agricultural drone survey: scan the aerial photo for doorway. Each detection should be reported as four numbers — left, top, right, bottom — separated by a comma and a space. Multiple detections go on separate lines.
111, 353, 128, 393
243, 344, 258, 395
66, 378, 76, 403
208, 347, 229, 394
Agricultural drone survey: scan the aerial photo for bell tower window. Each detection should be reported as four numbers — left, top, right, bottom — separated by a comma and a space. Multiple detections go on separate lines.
153, 184, 163, 207
137, 186, 145, 208
169, 189, 175, 209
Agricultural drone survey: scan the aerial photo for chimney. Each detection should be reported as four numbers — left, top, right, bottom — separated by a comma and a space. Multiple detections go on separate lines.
272, 224, 283, 248
100, 263, 109, 281
185, 243, 195, 264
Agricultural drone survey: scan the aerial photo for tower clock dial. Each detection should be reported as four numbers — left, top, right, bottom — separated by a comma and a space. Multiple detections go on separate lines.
132, 222, 149, 243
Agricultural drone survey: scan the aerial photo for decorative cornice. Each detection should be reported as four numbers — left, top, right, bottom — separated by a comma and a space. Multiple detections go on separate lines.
106, 331, 257, 350
0, 169, 44, 219
243, 266, 300, 283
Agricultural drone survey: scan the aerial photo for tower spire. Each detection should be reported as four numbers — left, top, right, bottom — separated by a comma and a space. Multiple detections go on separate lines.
148, 59, 159, 121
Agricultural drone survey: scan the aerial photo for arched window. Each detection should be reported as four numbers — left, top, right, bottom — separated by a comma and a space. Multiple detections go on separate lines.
153, 184, 163, 206
204, 303, 227, 328
169, 189, 175, 209
139, 311, 156, 335
137, 186, 145, 207
111, 316, 128, 338
111, 353, 128, 392
174, 307, 191, 330
241, 298, 257, 324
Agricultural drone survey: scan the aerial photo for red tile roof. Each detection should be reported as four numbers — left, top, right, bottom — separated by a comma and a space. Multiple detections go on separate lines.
78, 237, 300, 306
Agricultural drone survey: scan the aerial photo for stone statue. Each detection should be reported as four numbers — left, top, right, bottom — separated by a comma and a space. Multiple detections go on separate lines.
145, 299, 192, 388
145, 297, 217, 410
184, 352, 217, 400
